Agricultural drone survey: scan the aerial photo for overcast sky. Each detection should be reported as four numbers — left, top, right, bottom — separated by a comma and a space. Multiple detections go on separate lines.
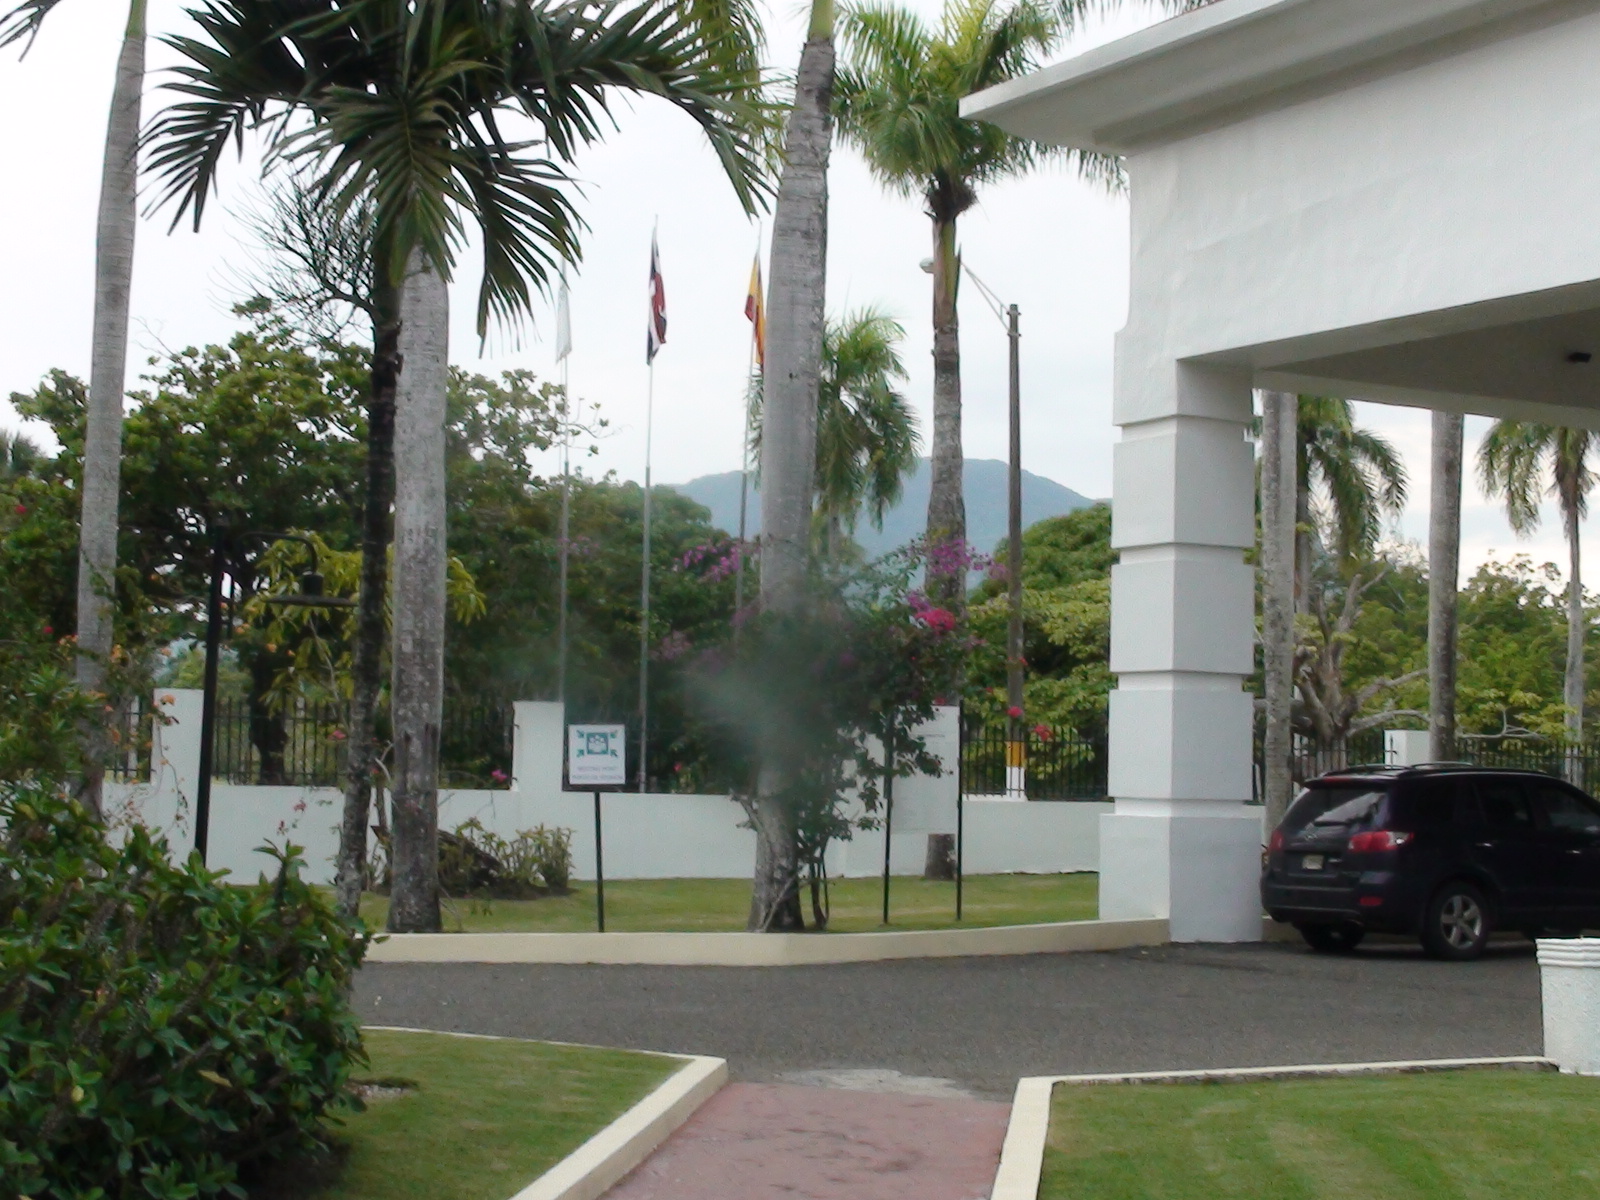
0, 0, 1590, 588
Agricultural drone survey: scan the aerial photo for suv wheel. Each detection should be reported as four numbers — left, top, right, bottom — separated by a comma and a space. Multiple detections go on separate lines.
1422, 882, 1491, 961
1297, 923, 1365, 953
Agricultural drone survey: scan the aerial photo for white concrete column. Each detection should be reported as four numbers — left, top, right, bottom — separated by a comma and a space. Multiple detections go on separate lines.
1101, 361, 1262, 942
149, 688, 202, 851
512, 700, 566, 799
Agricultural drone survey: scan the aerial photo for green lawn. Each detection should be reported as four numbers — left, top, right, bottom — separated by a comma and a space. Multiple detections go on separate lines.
360, 872, 1098, 933
291, 1029, 678, 1200
1041, 1069, 1600, 1200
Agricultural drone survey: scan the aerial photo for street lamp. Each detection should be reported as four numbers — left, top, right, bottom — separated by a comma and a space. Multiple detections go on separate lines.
922, 257, 1026, 797
193, 520, 355, 863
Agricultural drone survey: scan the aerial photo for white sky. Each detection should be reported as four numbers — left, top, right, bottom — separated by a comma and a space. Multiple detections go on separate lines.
0, 0, 1590, 588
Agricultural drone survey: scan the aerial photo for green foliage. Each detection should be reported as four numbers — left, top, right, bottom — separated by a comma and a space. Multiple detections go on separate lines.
438, 818, 575, 898
0, 784, 370, 1199
1296, 395, 1408, 563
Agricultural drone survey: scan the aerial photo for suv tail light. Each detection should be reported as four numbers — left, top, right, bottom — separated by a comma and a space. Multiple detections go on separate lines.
1269, 829, 1285, 853
1347, 830, 1413, 853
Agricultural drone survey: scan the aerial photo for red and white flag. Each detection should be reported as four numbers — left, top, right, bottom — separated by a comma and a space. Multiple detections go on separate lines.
646, 232, 667, 364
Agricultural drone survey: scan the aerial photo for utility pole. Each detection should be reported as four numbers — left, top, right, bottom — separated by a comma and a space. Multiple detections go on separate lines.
1005, 304, 1025, 798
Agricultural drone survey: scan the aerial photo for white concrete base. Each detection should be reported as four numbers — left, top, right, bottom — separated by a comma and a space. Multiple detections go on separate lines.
1098, 808, 1263, 942
991, 1056, 1553, 1200
1536, 938, 1600, 1074
365, 917, 1170, 966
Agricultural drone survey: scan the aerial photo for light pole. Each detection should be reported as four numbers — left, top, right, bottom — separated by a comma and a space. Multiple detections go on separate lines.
925, 257, 1026, 796
193, 522, 355, 863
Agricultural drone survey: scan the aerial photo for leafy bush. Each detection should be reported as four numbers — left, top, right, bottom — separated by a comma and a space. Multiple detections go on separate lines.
0, 784, 370, 1198
438, 818, 574, 898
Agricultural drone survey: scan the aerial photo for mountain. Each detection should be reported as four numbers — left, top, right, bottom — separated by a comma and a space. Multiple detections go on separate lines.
665, 457, 1096, 560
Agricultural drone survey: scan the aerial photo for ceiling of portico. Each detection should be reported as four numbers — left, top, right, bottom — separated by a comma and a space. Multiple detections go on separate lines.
1246, 302, 1600, 430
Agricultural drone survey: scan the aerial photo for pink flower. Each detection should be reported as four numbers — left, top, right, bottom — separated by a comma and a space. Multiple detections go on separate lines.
914, 606, 957, 633
330, 730, 348, 742
1007, 705, 1024, 719
1033, 723, 1052, 740
13, 504, 25, 516
490, 768, 509, 784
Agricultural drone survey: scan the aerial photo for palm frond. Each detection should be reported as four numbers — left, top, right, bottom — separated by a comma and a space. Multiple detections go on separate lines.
0, 0, 61, 52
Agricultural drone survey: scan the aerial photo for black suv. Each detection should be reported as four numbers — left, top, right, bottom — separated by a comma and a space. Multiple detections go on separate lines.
1261, 765, 1600, 960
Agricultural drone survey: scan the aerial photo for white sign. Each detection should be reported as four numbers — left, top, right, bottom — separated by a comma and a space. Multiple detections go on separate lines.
568, 724, 627, 787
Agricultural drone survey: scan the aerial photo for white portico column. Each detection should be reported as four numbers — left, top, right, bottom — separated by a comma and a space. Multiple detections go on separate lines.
1100, 362, 1262, 942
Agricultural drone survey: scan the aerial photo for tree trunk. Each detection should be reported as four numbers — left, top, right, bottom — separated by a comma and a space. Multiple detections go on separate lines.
335, 283, 400, 920
387, 254, 449, 933
1565, 501, 1585, 745
749, 5, 834, 932
247, 653, 289, 784
924, 214, 966, 608
1259, 391, 1297, 830
1294, 444, 1314, 616
74, 0, 146, 818
1427, 409, 1463, 762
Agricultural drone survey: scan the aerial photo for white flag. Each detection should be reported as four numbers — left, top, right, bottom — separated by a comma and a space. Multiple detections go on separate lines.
555, 275, 572, 362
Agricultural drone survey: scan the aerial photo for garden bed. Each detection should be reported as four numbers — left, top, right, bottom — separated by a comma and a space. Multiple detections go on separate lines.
1040, 1068, 1600, 1199
359, 872, 1097, 933
250, 1029, 679, 1200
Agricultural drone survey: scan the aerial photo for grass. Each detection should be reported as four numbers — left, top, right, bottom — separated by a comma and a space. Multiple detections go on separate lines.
360, 872, 1098, 933
1040, 1069, 1600, 1200
278, 1028, 679, 1200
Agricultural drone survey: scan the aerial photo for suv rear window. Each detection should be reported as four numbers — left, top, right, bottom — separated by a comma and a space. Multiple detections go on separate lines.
1283, 783, 1389, 835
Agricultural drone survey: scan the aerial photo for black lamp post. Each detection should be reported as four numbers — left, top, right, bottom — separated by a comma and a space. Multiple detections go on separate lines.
193, 521, 355, 863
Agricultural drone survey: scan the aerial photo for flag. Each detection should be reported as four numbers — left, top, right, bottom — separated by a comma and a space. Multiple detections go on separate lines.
646, 232, 667, 364
555, 275, 572, 362
744, 254, 766, 371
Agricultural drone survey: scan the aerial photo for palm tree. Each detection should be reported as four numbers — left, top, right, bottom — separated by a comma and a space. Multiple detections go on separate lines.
835, 0, 1115, 607
1295, 396, 1408, 604
1480, 422, 1596, 745
1428, 411, 1464, 761
4, 0, 146, 816
1, 429, 44, 480
814, 309, 918, 555
148, 0, 767, 931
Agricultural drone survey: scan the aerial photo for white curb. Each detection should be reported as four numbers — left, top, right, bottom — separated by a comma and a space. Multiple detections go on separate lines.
366, 917, 1171, 966
360, 1027, 725, 1200
988, 1056, 1552, 1200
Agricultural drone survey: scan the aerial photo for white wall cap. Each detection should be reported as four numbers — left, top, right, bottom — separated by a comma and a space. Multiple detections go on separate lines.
961, 0, 1593, 152
1537, 937, 1600, 967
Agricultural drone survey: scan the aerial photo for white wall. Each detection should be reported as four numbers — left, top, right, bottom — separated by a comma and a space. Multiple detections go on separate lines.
107, 693, 1104, 885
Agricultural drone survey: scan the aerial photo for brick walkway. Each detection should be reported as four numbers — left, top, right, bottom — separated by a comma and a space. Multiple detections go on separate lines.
604, 1081, 1009, 1200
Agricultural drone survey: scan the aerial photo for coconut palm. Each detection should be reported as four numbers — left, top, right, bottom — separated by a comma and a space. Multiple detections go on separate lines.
148, 0, 767, 931
1, 429, 44, 480
836, 0, 1116, 607
1428, 411, 1464, 760
4, 0, 146, 815
1479, 422, 1596, 744
1295, 395, 1409, 601
814, 308, 918, 554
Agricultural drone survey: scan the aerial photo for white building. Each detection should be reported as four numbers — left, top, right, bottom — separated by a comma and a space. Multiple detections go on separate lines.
966, 0, 1600, 939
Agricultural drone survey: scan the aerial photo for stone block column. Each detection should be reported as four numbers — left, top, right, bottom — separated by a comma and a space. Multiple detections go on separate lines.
1101, 361, 1262, 942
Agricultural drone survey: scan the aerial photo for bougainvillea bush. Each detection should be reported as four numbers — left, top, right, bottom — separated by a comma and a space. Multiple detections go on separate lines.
0, 784, 370, 1198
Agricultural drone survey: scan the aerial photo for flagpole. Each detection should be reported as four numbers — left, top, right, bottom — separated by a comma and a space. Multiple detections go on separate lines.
639, 360, 653, 793
556, 274, 573, 706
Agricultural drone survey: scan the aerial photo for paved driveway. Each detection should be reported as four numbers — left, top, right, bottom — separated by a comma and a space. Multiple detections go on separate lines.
356, 939, 1541, 1100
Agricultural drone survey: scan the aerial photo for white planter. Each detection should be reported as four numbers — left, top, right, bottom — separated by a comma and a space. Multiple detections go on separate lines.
1536, 938, 1600, 1074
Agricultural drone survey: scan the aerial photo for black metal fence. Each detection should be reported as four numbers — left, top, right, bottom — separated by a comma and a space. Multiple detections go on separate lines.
959, 719, 1107, 800
208, 697, 515, 789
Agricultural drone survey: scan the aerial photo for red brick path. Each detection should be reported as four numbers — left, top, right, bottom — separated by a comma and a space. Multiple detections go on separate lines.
604, 1081, 1009, 1200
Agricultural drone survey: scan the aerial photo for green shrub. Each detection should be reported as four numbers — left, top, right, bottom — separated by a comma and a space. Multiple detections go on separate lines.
526, 825, 573, 892
438, 818, 574, 898
0, 783, 371, 1198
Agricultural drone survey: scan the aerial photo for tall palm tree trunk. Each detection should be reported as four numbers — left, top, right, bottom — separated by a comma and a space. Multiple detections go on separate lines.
75, 0, 145, 817
1259, 391, 1297, 829
1427, 410, 1463, 762
335, 281, 399, 919
750, 0, 834, 932
1564, 500, 1585, 745
925, 214, 965, 608
387, 256, 449, 933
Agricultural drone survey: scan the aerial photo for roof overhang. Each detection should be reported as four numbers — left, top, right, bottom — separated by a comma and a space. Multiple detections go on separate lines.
961, 0, 1600, 153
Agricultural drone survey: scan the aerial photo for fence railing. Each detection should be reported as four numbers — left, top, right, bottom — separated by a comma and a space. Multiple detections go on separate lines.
207, 697, 515, 789
960, 721, 1107, 800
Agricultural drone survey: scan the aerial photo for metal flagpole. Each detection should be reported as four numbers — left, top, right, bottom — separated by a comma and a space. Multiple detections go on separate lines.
639, 363, 653, 792
556, 273, 573, 705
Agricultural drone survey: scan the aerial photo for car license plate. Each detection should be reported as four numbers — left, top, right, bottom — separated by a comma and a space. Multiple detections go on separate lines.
1302, 854, 1325, 871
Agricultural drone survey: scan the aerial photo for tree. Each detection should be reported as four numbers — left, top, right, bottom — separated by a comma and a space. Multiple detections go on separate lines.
4, 0, 147, 815
1428, 410, 1465, 760
1, 429, 43, 479
148, 0, 769, 932
1258, 391, 1296, 828
835, 0, 1111, 606
1479, 422, 1597, 745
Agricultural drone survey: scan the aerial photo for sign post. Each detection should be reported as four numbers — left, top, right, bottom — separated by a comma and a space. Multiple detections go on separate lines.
567, 724, 628, 932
